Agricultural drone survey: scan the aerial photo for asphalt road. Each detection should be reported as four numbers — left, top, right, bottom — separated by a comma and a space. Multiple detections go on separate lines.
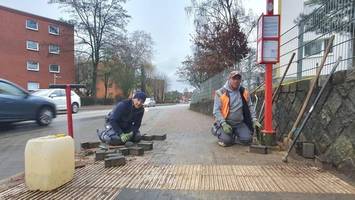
0, 104, 176, 180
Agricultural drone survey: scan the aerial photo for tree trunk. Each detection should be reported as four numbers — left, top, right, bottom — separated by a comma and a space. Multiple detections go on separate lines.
104, 75, 108, 100
140, 67, 146, 93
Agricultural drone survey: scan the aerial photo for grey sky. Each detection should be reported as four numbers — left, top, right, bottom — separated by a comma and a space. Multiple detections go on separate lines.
0, 0, 277, 92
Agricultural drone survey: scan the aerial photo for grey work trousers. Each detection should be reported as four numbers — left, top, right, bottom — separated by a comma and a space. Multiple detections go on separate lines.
213, 122, 252, 146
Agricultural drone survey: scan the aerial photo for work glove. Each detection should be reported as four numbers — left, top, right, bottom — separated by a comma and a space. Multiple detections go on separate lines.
253, 120, 262, 130
221, 122, 233, 135
120, 132, 133, 143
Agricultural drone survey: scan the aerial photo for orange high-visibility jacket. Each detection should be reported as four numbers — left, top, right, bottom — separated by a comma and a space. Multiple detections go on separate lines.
215, 86, 253, 132
216, 88, 250, 119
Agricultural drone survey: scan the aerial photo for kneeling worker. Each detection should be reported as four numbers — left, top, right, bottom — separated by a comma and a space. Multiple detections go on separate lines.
98, 92, 146, 145
212, 71, 261, 147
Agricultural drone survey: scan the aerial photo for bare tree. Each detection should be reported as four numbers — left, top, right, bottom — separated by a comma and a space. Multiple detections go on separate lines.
178, 0, 254, 88
129, 31, 154, 93
49, 0, 130, 96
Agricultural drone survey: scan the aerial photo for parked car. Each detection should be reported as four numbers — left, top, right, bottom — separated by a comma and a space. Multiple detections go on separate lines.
32, 89, 81, 113
143, 98, 156, 107
0, 79, 57, 126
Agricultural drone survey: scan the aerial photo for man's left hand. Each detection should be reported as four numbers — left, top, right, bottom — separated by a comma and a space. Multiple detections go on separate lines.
121, 132, 133, 143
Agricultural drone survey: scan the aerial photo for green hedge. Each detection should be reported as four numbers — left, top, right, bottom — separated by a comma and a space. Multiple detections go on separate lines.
81, 97, 115, 106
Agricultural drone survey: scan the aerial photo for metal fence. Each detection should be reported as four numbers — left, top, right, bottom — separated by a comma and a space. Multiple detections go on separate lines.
278, 0, 355, 81
190, 52, 264, 104
192, 0, 355, 104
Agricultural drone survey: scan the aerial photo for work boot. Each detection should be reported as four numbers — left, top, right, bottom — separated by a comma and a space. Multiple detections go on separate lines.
97, 129, 104, 142
217, 141, 227, 147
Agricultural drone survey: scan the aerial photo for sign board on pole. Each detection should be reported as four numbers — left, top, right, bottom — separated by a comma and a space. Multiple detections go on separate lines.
256, 14, 280, 64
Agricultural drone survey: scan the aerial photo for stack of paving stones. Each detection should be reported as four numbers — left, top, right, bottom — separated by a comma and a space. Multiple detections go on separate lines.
81, 134, 166, 168
94, 149, 126, 168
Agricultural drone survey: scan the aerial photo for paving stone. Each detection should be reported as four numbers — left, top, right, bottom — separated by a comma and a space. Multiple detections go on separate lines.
95, 149, 107, 161
104, 156, 126, 168
142, 135, 154, 141
119, 147, 130, 156
249, 145, 269, 154
81, 141, 100, 149
124, 141, 135, 147
302, 142, 315, 159
107, 145, 125, 150
137, 142, 153, 151
153, 134, 167, 141
105, 153, 122, 158
95, 149, 117, 161
129, 147, 144, 156
106, 149, 118, 154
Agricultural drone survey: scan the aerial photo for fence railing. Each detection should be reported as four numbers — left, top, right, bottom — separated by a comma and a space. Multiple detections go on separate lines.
192, 0, 355, 104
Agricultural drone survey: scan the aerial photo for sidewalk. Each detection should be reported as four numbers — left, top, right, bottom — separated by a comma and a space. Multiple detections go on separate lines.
80, 105, 113, 111
1, 105, 354, 199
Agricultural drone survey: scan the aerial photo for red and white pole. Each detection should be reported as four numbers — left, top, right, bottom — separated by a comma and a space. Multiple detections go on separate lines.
263, 0, 276, 144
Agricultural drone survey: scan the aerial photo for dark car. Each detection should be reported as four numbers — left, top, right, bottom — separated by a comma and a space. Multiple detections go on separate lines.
0, 79, 57, 126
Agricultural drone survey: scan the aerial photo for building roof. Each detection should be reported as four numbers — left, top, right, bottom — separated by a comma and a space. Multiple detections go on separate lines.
0, 5, 74, 28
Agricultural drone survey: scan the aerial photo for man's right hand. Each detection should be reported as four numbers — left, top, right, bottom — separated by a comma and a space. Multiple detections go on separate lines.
221, 122, 233, 135
120, 132, 133, 143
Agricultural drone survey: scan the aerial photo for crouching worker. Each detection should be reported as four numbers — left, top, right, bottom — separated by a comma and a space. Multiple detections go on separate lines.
98, 92, 146, 145
212, 71, 261, 147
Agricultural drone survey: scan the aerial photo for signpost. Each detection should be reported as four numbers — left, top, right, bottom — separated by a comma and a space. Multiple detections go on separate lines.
256, 0, 280, 145
49, 84, 85, 138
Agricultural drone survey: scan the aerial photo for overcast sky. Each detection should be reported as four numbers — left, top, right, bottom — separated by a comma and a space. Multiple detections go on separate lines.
0, 0, 277, 92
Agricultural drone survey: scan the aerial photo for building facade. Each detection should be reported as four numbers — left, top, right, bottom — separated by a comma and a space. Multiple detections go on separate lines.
278, 0, 354, 80
0, 5, 74, 91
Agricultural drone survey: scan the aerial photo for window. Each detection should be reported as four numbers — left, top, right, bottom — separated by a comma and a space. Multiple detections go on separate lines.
49, 64, 60, 73
49, 44, 60, 54
51, 89, 65, 97
304, 40, 322, 57
0, 82, 25, 96
304, 38, 333, 57
26, 19, 38, 30
26, 41, 39, 51
27, 61, 39, 71
27, 82, 40, 91
49, 25, 60, 35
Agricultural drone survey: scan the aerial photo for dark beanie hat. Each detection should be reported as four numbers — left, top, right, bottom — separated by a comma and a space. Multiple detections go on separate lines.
133, 91, 147, 102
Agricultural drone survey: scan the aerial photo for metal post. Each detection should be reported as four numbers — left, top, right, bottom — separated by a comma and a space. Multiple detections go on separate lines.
65, 84, 73, 138
297, 21, 304, 80
262, 0, 276, 145
264, 64, 273, 132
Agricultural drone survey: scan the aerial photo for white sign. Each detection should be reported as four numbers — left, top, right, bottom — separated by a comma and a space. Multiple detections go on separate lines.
263, 16, 279, 38
263, 41, 278, 62
256, 14, 280, 64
